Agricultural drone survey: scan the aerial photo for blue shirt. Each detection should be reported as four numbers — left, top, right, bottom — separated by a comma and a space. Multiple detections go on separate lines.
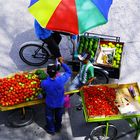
71, 35, 77, 40
34, 20, 53, 39
41, 63, 72, 108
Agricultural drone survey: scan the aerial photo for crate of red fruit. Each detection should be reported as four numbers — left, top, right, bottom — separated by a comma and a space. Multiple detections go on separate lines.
81, 83, 140, 122
0, 69, 47, 111
81, 84, 120, 122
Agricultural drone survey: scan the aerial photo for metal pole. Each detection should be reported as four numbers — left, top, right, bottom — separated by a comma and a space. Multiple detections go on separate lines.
105, 121, 109, 137
135, 118, 140, 139
21, 107, 26, 120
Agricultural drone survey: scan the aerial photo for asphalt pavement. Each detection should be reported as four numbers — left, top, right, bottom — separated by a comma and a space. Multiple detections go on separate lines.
0, 0, 140, 140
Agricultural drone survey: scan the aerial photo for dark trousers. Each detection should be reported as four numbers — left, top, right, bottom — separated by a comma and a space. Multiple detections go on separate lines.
42, 31, 62, 58
45, 106, 64, 133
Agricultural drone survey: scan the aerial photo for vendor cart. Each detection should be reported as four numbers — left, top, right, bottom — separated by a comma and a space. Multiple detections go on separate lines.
0, 68, 140, 139
81, 82, 140, 139
71, 32, 124, 79
0, 55, 108, 127
0, 68, 79, 127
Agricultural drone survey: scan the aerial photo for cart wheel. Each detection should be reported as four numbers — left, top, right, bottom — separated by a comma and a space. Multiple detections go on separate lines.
7, 108, 34, 127
89, 124, 117, 140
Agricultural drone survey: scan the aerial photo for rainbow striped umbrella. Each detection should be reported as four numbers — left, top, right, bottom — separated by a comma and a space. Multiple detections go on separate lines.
28, 0, 113, 35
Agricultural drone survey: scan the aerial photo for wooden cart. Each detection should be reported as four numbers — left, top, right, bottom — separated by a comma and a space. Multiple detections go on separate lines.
0, 90, 76, 127
81, 82, 140, 139
0, 68, 77, 127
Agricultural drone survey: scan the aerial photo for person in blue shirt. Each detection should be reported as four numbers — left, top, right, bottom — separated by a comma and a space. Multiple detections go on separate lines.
34, 20, 62, 58
34, 20, 77, 59
41, 57, 72, 135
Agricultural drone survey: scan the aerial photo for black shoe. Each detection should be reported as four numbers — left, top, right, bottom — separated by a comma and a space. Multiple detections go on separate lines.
46, 130, 55, 135
43, 126, 55, 135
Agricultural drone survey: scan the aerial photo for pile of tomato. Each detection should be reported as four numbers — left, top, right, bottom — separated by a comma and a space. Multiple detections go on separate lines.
0, 72, 43, 107
82, 85, 119, 117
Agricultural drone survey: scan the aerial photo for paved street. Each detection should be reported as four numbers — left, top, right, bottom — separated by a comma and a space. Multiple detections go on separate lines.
0, 0, 140, 140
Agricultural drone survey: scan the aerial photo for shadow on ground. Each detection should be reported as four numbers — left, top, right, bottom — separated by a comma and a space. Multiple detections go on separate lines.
68, 94, 99, 137
9, 28, 47, 72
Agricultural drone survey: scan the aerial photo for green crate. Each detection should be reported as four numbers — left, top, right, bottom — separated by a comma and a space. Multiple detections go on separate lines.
81, 83, 140, 123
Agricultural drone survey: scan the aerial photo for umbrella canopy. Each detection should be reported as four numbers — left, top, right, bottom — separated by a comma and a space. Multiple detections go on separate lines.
28, 0, 113, 35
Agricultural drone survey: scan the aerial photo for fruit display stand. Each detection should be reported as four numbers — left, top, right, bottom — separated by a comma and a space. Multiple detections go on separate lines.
0, 68, 75, 127
85, 32, 124, 79
94, 40, 124, 79
0, 69, 47, 127
72, 32, 124, 79
81, 82, 140, 139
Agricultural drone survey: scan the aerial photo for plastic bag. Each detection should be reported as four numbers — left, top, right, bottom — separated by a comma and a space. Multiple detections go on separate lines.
64, 95, 71, 108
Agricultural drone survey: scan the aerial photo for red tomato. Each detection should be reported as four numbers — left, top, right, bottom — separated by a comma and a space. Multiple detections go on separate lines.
83, 86, 119, 117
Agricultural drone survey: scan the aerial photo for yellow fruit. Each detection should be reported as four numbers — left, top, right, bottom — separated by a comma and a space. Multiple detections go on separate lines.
116, 60, 120, 64
118, 49, 122, 54
116, 43, 120, 47
116, 57, 120, 61
113, 60, 116, 65
108, 42, 113, 46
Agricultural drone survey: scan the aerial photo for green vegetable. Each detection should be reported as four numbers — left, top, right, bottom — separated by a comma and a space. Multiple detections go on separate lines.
35, 69, 45, 75
35, 69, 47, 80
78, 44, 83, 54
93, 40, 98, 51
91, 50, 95, 57
38, 73, 47, 80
